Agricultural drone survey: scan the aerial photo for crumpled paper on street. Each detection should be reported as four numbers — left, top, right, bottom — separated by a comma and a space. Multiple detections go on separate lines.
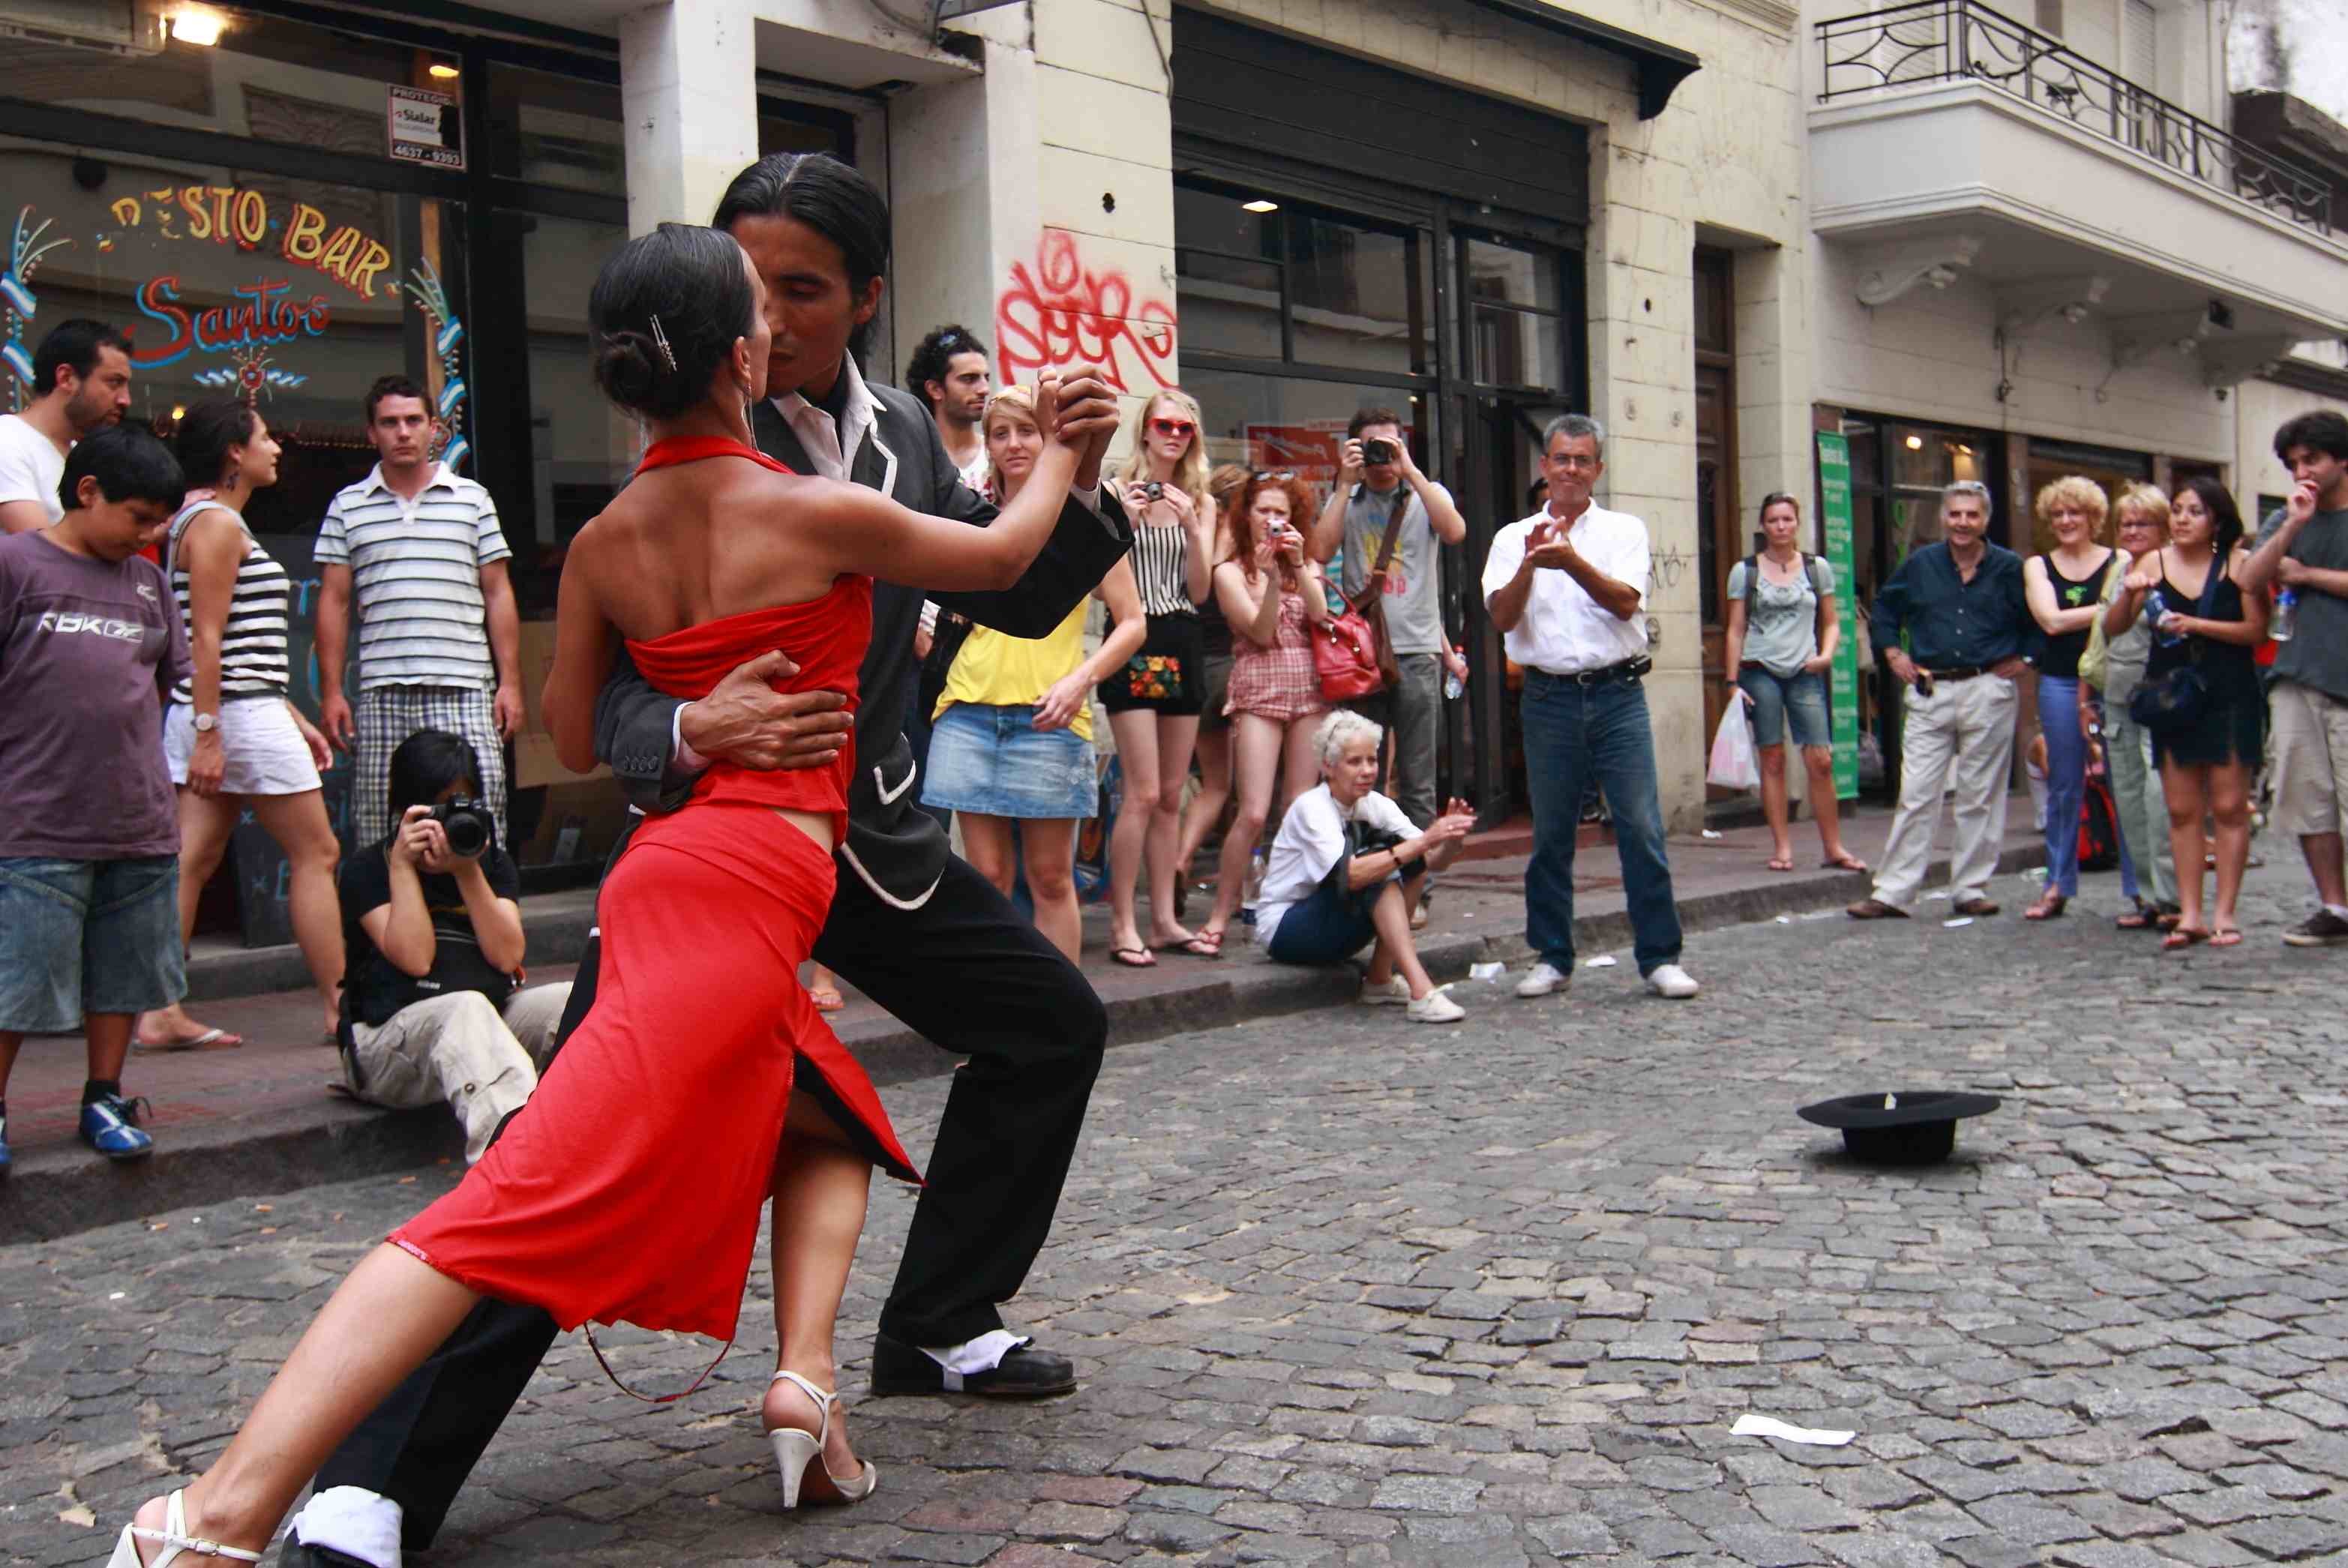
1732, 1414, 1855, 1446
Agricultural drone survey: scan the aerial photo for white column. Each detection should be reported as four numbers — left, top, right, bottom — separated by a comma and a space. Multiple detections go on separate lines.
619, 0, 760, 236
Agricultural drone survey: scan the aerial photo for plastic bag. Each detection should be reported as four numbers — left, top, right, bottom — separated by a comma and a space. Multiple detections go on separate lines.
1707, 703, 1760, 791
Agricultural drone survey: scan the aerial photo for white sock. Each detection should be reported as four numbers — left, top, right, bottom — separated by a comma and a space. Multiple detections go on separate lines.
2324, 904, 2348, 921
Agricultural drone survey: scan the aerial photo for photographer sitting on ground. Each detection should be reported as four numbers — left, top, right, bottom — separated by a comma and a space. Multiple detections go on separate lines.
335, 729, 568, 1160
1258, 710, 1477, 1021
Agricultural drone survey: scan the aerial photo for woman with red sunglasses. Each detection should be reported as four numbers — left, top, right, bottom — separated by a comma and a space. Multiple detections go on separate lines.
1099, 388, 1217, 964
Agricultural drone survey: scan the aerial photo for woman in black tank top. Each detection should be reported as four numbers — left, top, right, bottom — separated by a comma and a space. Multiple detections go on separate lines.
2107, 478, 2268, 948
2022, 478, 2119, 920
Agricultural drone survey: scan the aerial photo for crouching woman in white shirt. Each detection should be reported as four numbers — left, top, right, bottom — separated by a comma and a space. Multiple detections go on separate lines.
1258, 711, 1477, 1021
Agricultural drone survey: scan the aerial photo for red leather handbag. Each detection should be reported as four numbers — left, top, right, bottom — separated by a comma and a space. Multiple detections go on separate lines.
1314, 611, 1384, 702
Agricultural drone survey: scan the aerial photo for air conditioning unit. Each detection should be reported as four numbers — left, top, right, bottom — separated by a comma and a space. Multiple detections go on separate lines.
0, 0, 168, 57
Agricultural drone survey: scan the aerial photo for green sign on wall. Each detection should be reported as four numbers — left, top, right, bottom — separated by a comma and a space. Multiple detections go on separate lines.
1816, 431, 1860, 799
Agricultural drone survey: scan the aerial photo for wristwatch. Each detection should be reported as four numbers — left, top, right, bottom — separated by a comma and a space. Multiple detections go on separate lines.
193, 712, 220, 734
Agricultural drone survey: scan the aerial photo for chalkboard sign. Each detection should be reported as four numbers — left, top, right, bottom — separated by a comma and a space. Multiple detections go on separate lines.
227, 528, 358, 948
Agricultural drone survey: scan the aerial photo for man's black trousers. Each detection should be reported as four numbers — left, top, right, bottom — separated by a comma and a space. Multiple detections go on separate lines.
313, 852, 1107, 1549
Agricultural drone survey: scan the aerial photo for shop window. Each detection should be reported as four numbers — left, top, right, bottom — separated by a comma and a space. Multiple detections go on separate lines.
1461, 234, 1570, 396
1175, 180, 1431, 377
11, 7, 457, 157
486, 66, 623, 197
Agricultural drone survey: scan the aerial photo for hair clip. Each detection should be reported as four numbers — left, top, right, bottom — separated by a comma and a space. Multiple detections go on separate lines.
647, 313, 678, 373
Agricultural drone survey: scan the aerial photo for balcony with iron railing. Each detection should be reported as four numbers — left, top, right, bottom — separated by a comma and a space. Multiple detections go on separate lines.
1816, 0, 2335, 239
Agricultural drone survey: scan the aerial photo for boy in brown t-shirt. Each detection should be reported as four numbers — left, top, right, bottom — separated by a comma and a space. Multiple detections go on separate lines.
0, 424, 189, 1168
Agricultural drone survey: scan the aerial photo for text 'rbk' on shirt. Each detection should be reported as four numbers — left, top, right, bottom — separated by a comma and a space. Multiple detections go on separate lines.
315, 462, 511, 693
0, 529, 189, 859
1870, 540, 2044, 671
1480, 502, 1651, 675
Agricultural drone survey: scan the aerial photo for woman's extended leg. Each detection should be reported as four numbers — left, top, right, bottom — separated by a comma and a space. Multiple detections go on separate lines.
125, 1245, 480, 1558
1804, 746, 1859, 869
1145, 715, 1201, 946
1021, 817, 1082, 963
1202, 713, 1282, 941
136, 790, 247, 1050
764, 1090, 874, 1490
1105, 710, 1161, 961
251, 790, 346, 1036
1276, 715, 1324, 824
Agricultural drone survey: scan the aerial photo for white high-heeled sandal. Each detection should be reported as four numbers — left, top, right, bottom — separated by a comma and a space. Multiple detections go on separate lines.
107, 1491, 264, 1567
766, 1369, 879, 1508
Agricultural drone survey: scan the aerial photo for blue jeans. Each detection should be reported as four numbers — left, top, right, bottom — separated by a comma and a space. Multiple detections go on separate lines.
2038, 674, 2089, 897
1520, 671, 1682, 976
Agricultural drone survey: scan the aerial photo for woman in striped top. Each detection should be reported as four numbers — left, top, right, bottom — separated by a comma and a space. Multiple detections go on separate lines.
1098, 388, 1217, 965
138, 403, 343, 1051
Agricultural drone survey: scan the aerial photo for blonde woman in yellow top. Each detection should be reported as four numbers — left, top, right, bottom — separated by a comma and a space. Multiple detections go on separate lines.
919, 384, 1147, 961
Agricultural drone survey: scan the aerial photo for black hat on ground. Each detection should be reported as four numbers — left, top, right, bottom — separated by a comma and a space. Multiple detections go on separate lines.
1798, 1090, 2001, 1165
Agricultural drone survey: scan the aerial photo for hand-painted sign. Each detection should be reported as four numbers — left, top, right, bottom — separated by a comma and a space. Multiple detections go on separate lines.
131, 276, 331, 369
109, 190, 394, 298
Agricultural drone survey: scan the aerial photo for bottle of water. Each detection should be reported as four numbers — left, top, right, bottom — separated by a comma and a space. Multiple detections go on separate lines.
1239, 847, 1266, 929
1443, 646, 1466, 701
2146, 588, 2184, 647
2274, 586, 2298, 643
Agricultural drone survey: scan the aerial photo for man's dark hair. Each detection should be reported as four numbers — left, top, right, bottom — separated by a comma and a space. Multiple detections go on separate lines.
712, 153, 891, 356
387, 728, 481, 820
33, 318, 130, 395
906, 324, 988, 410
2273, 410, 2348, 466
589, 223, 758, 421
2179, 475, 2248, 561
1348, 406, 1404, 441
174, 400, 261, 491
60, 422, 183, 511
364, 373, 430, 426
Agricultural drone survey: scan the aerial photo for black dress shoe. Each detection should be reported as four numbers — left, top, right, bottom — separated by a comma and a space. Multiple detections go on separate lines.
870, 1333, 1077, 1397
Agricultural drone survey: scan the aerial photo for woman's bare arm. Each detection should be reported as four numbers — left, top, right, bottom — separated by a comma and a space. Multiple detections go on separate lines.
545, 524, 619, 775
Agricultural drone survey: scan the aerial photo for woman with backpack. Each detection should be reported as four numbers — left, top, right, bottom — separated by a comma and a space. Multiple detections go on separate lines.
1723, 492, 1864, 874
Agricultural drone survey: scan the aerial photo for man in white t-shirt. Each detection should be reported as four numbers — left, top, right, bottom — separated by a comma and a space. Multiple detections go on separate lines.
1481, 414, 1699, 1003
0, 319, 133, 535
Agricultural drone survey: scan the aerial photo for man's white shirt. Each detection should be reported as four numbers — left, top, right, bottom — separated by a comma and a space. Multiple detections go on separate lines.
1480, 501, 1651, 674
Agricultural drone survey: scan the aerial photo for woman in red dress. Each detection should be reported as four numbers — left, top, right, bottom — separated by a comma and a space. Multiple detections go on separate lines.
110, 223, 1118, 1567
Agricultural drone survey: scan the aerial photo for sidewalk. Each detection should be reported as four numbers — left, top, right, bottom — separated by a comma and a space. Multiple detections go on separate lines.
0, 798, 2045, 1241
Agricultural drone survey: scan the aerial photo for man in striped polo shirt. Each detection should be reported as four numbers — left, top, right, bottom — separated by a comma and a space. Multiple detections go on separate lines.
315, 375, 522, 847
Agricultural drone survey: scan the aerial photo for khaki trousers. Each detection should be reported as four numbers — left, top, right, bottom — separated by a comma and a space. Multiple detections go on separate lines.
1873, 676, 2019, 907
346, 984, 571, 1162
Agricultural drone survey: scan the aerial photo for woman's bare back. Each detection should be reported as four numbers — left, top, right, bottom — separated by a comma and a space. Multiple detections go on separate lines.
579, 457, 853, 643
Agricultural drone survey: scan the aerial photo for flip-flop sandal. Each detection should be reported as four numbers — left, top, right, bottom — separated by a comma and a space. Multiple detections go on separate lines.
141, 1027, 244, 1052
2162, 926, 2210, 952
1170, 931, 1224, 958
2116, 901, 2157, 930
1822, 855, 1870, 873
2025, 896, 2068, 921
1110, 946, 1157, 968
1765, 858, 1795, 873
2209, 927, 2244, 947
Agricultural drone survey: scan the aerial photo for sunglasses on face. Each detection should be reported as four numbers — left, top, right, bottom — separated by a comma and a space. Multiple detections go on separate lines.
1150, 418, 1196, 439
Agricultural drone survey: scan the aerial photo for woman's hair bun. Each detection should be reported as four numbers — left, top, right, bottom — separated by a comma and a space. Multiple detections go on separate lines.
595, 330, 663, 410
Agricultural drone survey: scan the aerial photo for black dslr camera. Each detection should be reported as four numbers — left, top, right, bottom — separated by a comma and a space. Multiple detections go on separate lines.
1360, 438, 1396, 465
431, 796, 495, 859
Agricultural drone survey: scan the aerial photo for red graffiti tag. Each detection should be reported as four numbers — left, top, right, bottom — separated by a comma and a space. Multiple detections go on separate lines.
995, 232, 1176, 393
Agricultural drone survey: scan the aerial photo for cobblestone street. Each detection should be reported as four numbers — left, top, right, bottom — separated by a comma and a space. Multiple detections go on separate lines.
8, 859, 2348, 1568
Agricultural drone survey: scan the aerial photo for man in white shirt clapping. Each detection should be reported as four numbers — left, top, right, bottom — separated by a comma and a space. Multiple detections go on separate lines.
1481, 415, 1698, 1001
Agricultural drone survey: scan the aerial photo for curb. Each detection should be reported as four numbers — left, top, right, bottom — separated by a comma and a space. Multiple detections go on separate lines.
4, 842, 2041, 1244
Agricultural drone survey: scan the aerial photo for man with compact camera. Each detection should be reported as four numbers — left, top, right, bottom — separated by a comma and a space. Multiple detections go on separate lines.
332, 728, 568, 1162
1311, 406, 1469, 832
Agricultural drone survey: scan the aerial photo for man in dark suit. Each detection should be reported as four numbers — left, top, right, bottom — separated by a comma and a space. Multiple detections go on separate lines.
282, 154, 1132, 1567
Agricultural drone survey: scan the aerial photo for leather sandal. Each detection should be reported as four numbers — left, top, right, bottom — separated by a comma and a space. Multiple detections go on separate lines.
767, 1370, 878, 1507
109, 1492, 263, 1566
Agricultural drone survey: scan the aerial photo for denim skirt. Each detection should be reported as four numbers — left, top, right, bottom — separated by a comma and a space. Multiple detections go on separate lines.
920, 702, 1099, 819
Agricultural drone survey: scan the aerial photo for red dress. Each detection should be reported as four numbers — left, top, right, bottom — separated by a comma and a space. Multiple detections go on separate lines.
391, 436, 919, 1344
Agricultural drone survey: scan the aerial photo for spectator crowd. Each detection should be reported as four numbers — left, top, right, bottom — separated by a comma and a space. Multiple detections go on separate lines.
4, 271, 2347, 1187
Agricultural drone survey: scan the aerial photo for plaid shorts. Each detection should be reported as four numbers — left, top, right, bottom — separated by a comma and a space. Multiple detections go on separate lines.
352, 685, 508, 849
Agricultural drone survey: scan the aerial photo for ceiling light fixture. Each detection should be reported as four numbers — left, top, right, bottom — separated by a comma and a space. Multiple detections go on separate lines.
1241, 199, 1279, 214
1905, 434, 1924, 451
171, 7, 225, 46
427, 61, 460, 79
